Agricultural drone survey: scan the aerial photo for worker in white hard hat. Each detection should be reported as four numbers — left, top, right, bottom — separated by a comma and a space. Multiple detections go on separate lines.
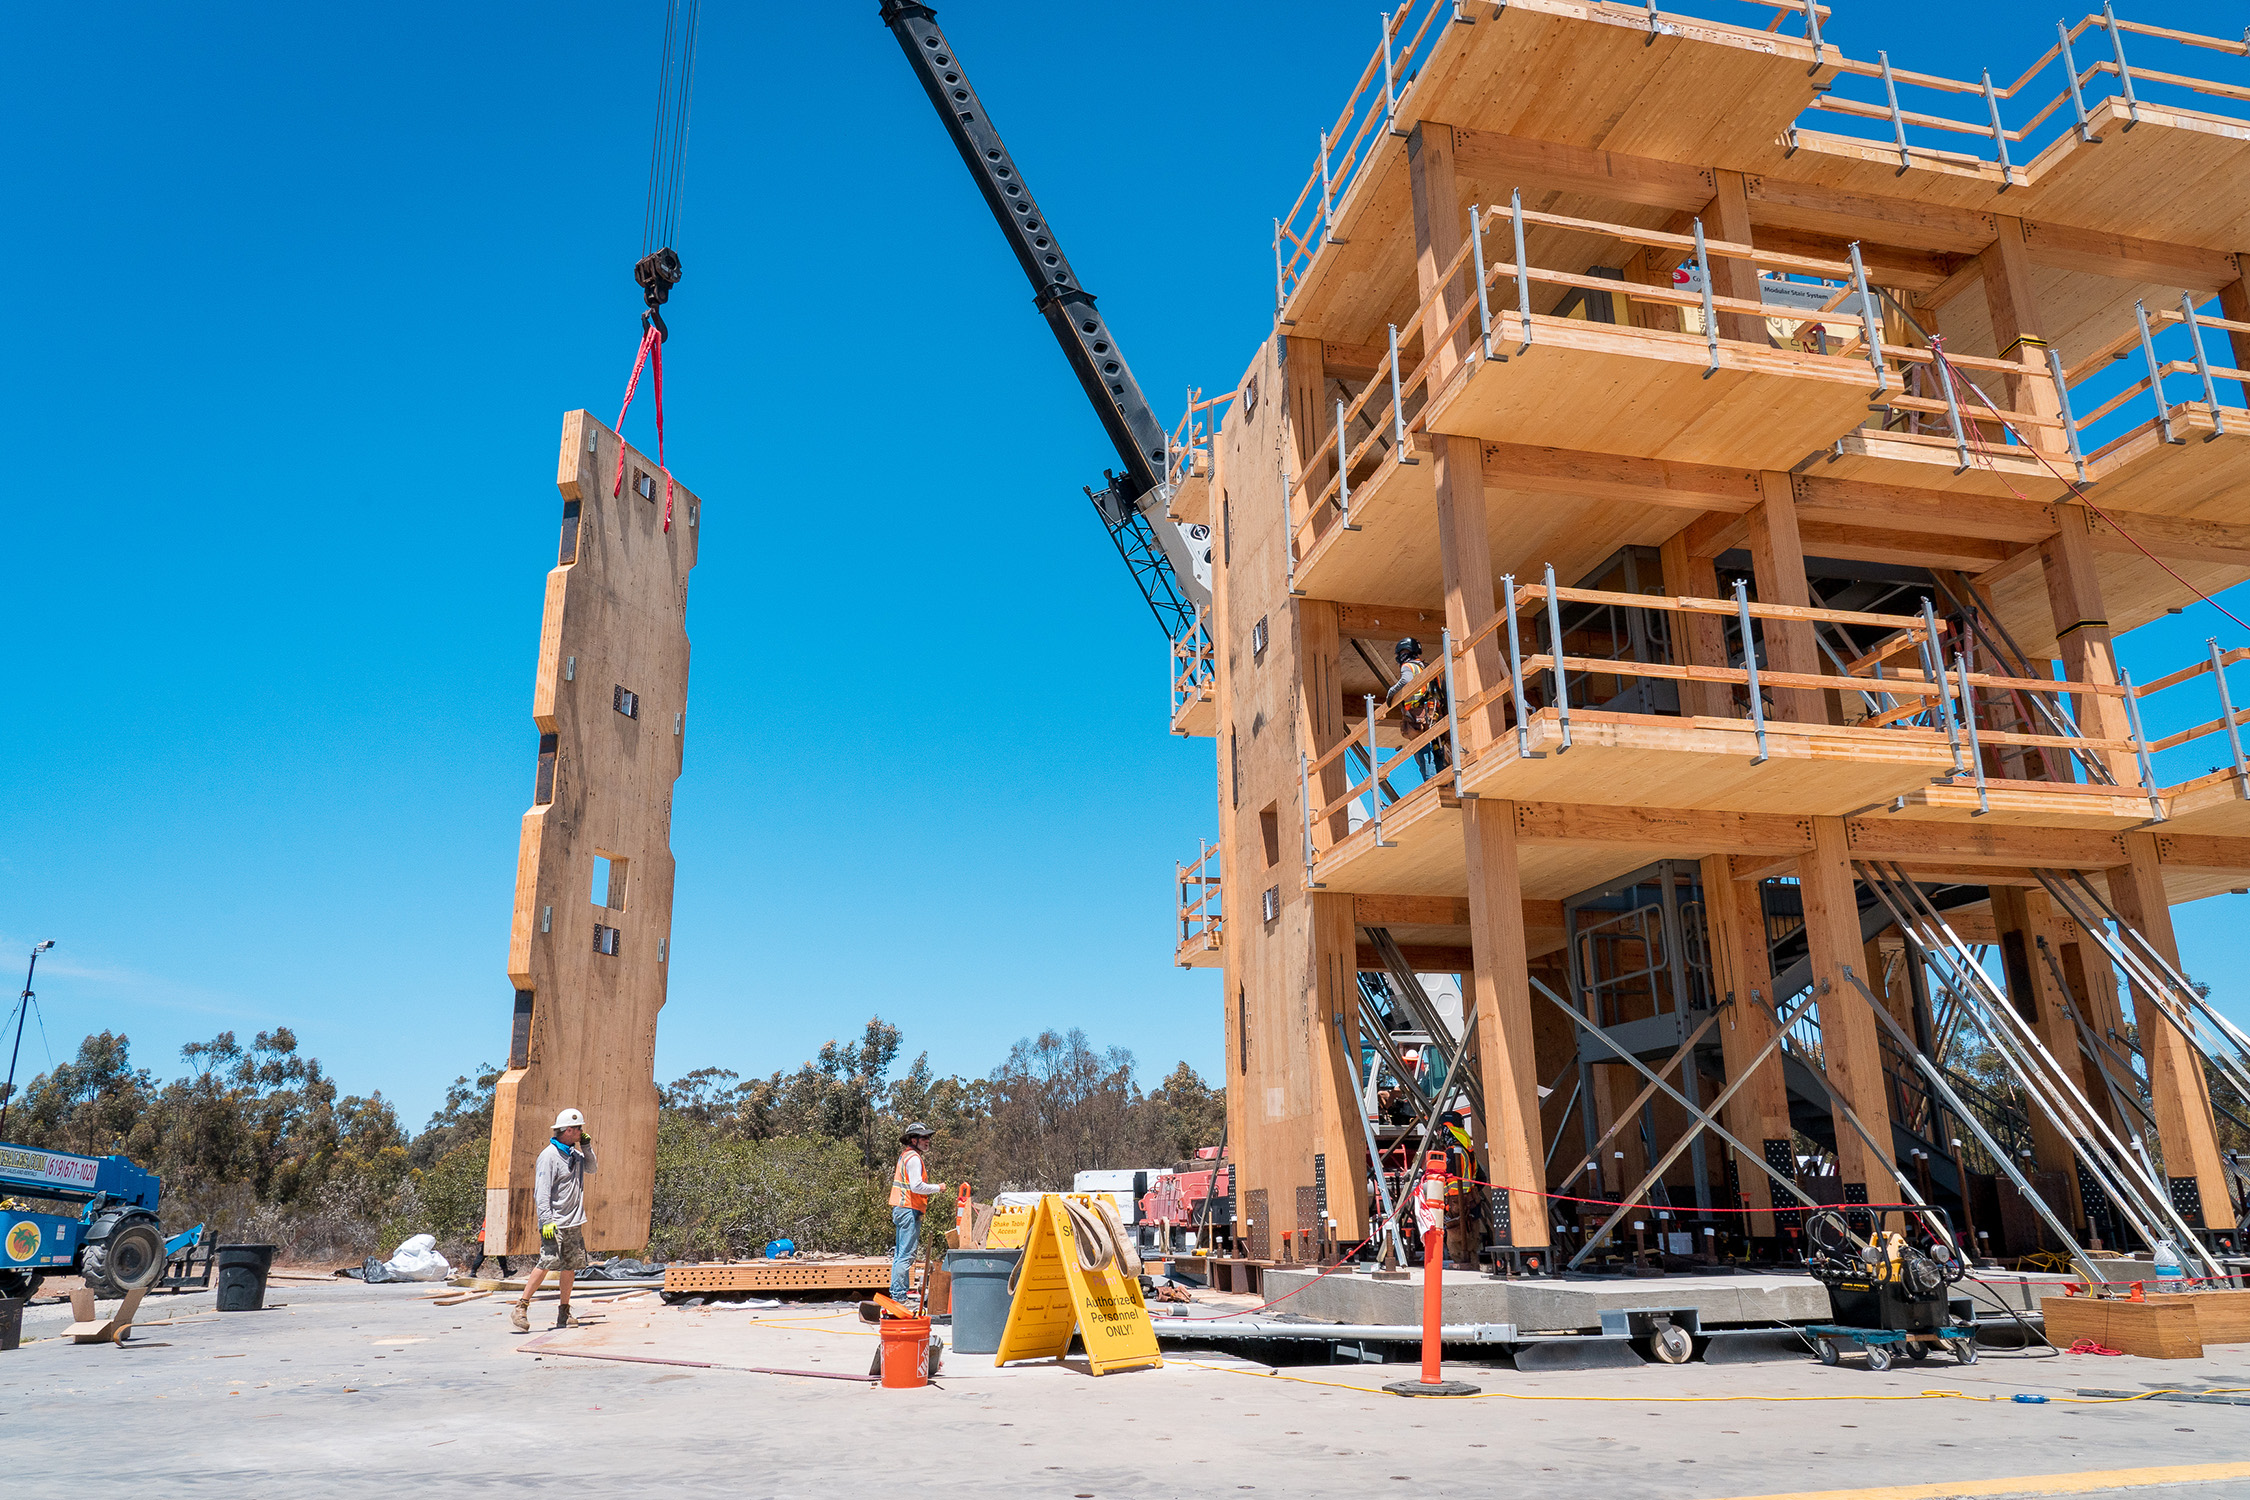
511, 1107, 597, 1333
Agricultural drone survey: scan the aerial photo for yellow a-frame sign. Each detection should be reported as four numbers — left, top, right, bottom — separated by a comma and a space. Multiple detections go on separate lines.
992, 1194, 1163, 1375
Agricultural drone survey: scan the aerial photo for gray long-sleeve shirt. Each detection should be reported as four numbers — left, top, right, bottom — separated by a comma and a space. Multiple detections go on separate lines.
535, 1139, 597, 1230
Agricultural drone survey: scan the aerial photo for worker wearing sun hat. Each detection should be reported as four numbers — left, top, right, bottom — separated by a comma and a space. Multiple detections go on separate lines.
888, 1123, 949, 1302
511, 1107, 598, 1333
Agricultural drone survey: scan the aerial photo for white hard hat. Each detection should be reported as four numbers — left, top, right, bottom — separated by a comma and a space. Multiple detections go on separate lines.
554, 1108, 585, 1130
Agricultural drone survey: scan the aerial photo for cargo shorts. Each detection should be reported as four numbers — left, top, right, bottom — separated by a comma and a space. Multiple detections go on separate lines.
540, 1223, 589, 1272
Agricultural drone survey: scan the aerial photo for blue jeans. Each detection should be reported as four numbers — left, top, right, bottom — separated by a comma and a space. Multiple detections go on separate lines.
890, 1205, 921, 1300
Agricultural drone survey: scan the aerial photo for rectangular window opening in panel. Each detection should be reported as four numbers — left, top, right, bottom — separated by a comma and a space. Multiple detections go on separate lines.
591, 852, 629, 910
593, 924, 622, 957
1259, 803, 1281, 869
534, 733, 558, 805
510, 988, 535, 1068
614, 685, 639, 719
558, 498, 581, 565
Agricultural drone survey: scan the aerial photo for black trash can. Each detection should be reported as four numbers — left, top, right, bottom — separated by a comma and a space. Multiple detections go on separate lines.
0, 1298, 22, 1352
215, 1244, 278, 1312
944, 1248, 1021, 1356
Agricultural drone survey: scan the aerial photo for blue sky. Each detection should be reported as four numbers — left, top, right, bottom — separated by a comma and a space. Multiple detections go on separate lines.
4, 1, 2245, 1129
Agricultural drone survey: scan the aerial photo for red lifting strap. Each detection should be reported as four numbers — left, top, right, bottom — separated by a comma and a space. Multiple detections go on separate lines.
610, 324, 677, 532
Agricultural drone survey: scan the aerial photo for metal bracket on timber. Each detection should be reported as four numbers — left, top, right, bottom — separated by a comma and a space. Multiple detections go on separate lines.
485, 410, 702, 1257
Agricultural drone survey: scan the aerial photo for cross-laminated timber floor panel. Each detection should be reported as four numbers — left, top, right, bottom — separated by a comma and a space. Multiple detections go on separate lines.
1292, 437, 1750, 612
1455, 710, 1954, 815
1878, 781, 2160, 830
1281, 0, 1835, 346
1422, 320, 1878, 470
1314, 785, 1745, 900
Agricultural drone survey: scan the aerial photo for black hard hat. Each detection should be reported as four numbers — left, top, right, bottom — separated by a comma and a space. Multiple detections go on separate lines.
900, 1122, 934, 1143
1394, 637, 1423, 663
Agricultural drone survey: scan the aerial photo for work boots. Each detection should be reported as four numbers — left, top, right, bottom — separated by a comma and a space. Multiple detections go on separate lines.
509, 1300, 530, 1333
554, 1303, 573, 1329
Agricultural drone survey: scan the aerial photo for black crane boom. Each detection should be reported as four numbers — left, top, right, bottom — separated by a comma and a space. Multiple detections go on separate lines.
879, 1, 1210, 636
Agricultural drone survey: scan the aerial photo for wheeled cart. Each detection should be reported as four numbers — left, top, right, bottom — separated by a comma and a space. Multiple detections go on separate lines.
1805, 1322, 1980, 1372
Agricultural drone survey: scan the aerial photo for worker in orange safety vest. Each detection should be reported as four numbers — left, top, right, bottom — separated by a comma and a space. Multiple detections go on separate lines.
889, 1123, 948, 1301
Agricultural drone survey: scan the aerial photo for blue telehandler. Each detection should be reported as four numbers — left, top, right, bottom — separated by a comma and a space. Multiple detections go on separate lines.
0, 1141, 174, 1299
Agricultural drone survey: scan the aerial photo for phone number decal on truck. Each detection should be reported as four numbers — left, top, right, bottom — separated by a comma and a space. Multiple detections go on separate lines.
0, 1145, 102, 1189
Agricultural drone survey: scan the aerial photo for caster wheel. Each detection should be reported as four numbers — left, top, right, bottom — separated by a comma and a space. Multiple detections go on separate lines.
1905, 1342, 1930, 1362
1866, 1344, 1893, 1373
1952, 1339, 1979, 1366
1817, 1339, 1839, 1366
1651, 1324, 1693, 1364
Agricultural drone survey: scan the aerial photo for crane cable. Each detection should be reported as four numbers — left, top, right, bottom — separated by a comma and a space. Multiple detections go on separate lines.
613, 0, 701, 533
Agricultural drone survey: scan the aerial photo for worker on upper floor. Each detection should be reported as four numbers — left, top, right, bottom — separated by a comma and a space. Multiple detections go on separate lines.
889, 1123, 948, 1302
1387, 638, 1450, 779
511, 1107, 597, 1333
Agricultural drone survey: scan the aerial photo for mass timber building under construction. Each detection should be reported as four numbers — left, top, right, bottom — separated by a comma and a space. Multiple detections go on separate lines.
1167, 0, 2250, 1281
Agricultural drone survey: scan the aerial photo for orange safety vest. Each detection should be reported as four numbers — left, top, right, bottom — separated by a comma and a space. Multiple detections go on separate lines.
889, 1149, 929, 1211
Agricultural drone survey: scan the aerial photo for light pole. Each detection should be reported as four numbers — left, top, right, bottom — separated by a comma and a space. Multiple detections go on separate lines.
0, 941, 55, 1141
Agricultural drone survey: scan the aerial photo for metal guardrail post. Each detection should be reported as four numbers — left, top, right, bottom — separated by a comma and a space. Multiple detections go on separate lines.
1643, 0, 1660, 46
1692, 216, 1719, 378
1802, 0, 1824, 74
2047, 345, 2088, 482
1735, 578, 1768, 765
2210, 638, 2249, 798
1877, 51, 1912, 174
1380, 11, 1400, 132
2120, 670, 2165, 821
1364, 694, 1395, 847
1511, 189, 1532, 354
1956, 649, 1989, 816
2135, 300, 2180, 445
2103, 2, 2140, 129
1543, 563, 1571, 753
1929, 337, 1972, 473
1389, 323, 1419, 459
1469, 209, 1496, 363
1335, 398, 1356, 529
1921, 597, 1963, 774
1981, 69, 2013, 185
1850, 242, 1886, 397
1441, 627, 1469, 795
1319, 128, 1337, 239
2059, 20, 2099, 144
1504, 573, 1533, 759
2181, 293, 2228, 440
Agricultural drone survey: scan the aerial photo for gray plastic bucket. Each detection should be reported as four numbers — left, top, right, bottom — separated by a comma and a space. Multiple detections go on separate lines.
945, 1248, 1021, 1355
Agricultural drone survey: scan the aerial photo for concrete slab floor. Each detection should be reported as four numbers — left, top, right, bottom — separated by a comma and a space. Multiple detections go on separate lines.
4, 1282, 2247, 1499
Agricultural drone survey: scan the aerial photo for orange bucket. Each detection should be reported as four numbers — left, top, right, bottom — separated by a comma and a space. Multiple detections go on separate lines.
879, 1315, 931, 1389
